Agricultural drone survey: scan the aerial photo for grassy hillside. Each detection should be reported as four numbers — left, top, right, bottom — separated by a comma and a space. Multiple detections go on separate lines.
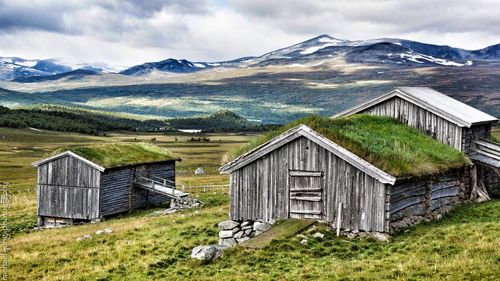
226, 115, 469, 177
0, 105, 169, 135
168, 110, 278, 132
0, 105, 272, 135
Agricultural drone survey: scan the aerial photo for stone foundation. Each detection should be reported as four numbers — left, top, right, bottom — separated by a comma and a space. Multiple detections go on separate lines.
218, 220, 272, 246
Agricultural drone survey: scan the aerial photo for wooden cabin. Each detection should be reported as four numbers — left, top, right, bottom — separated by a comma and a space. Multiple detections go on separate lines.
220, 116, 471, 234
33, 143, 184, 227
335, 87, 500, 197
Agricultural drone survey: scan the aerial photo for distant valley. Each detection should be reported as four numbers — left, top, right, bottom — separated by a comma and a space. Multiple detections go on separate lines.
1, 35, 500, 124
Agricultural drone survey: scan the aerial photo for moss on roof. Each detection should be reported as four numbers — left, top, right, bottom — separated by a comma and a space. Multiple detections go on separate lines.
226, 115, 469, 178
57, 143, 179, 168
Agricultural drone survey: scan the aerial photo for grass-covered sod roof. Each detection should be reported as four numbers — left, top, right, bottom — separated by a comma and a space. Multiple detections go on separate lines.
57, 143, 179, 168
227, 115, 469, 177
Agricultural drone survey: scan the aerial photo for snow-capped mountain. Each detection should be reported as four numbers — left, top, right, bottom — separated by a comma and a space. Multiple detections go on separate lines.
119, 58, 213, 76
2, 35, 500, 81
0, 57, 118, 81
118, 35, 500, 76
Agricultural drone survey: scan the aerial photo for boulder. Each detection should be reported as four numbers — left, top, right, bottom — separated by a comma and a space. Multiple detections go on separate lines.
219, 238, 237, 246
253, 222, 272, 232
244, 228, 253, 236
218, 220, 240, 230
191, 245, 226, 261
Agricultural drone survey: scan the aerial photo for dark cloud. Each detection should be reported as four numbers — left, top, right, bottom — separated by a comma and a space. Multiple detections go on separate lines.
0, 1, 71, 33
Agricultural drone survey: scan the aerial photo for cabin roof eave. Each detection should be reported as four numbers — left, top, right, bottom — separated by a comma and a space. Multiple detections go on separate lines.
333, 87, 498, 128
219, 124, 396, 185
32, 151, 181, 172
32, 151, 106, 172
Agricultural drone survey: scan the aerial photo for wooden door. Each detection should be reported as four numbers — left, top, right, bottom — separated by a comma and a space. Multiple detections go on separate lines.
289, 170, 323, 219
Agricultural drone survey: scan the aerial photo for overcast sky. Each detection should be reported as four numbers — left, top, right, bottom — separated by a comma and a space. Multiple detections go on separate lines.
1, 0, 499, 68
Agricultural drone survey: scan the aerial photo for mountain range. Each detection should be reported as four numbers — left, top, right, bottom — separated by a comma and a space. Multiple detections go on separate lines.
2, 35, 500, 81
0, 35, 499, 125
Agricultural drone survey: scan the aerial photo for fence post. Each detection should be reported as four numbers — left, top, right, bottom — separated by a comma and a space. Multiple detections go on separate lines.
336, 203, 343, 237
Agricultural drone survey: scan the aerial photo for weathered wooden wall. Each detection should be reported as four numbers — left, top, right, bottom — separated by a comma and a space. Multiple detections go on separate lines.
389, 169, 464, 231
37, 155, 101, 220
462, 124, 491, 153
99, 161, 175, 216
229, 136, 387, 232
478, 165, 500, 197
360, 96, 463, 150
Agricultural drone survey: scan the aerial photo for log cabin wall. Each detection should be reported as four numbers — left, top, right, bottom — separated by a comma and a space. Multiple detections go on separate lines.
37, 155, 101, 221
462, 124, 491, 153
229, 136, 388, 233
478, 165, 500, 197
388, 169, 465, 232
99, 161, 175, 216
359, 96, 463, 150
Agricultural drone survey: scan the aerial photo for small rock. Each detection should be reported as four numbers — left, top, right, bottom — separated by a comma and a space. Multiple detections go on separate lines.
191, 245, 226, 261
253, 222, 272, 232
95, 230, 105, 235
194, 167, 205, 175
244, 228, 252, 236
358, 232, 368, 238
194, 211, 200, 215
312, 232, 324, 239
77, 234, 92, 241
219, 229, 238, 239
104, 228, 113, 234
236, 236, 250, 243
296, 234, 307, 239
233, 230, 245, 239
370, 232, 392, 242
219, 238, 237, 247
241, 221, 252, 227
218, 220, 240, 230
306, 225, 317, 233
346, 233, 356, 239
255, 230, 263, 236
352, 229, 359, 234
300, 239, 308, 245
241, 225, 252, 230
435, 214, 443, 220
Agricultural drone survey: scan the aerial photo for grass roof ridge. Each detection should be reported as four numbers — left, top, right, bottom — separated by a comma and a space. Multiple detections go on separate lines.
224, 115, 469, 178
54, 142, 179, 168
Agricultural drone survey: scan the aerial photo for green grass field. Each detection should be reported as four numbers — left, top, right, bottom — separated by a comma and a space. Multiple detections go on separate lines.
3, 127, 500, 280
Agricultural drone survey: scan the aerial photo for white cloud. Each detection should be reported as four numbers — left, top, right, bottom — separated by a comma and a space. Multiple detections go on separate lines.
0, 0, 499, 67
